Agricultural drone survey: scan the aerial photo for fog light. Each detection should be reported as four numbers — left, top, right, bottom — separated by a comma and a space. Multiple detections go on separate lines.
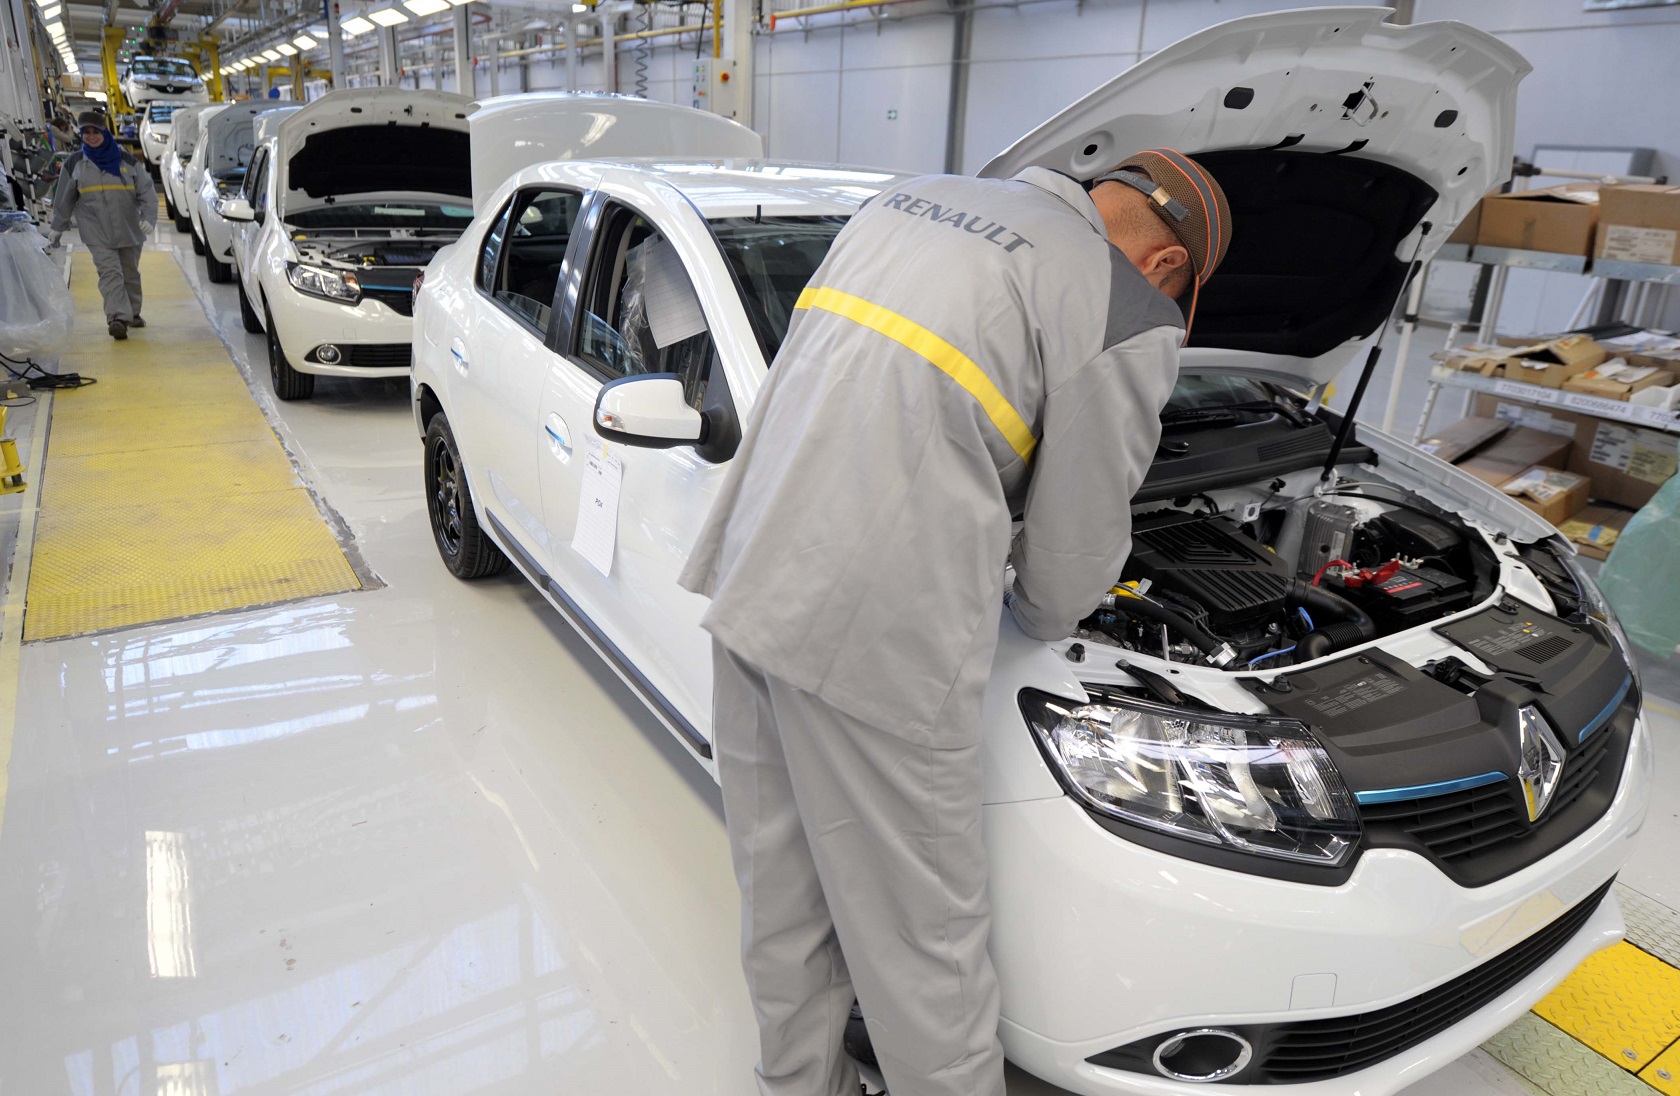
315, 344, 342, 364
1152, 1029, 1252, 1083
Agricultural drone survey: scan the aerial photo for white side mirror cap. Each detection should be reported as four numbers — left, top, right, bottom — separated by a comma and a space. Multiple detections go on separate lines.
594, 374, 704, 448
219, 197, 254, 222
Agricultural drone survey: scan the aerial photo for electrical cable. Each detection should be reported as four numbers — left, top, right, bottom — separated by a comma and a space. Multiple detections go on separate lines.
1, 351, 95, 389
633, 3, 651, 96
1249, 645, 1295, 668
1296, 606, 1314, 631
1311, 557, 1351, 587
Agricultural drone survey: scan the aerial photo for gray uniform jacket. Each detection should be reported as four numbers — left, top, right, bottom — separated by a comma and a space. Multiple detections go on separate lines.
50, 149, 157, 250
680, 167, 1184, 744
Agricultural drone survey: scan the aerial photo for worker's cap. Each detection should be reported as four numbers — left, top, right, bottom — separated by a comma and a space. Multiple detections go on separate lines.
75, 111, 107, 132
1093, 149, 1231, 333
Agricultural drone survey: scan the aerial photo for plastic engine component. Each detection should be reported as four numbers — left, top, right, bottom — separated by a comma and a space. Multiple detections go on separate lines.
1123, 512, 1291, 633
1324, 563, 1470, 631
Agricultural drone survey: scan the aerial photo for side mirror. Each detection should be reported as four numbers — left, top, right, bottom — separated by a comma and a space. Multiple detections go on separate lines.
593, 374, 705, 448
219, 196, 254, 222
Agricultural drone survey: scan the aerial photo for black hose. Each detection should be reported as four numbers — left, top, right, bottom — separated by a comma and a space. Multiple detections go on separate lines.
1287, 580, 1375, 637
1295, 622, 1372, 661
1109, 596, 1231, 664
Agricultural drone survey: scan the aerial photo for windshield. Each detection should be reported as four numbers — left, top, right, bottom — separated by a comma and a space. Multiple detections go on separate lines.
286, 202, 477, 231
134, 58, 198, 79
709, 216, 846, 361
147, 103, 180, 123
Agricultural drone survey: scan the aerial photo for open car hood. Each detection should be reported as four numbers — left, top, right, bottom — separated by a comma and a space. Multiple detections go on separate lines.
205, 101, 295, 174
278, 88, 474, 209
467, 92, 765, 213
981, 6, 1529, 385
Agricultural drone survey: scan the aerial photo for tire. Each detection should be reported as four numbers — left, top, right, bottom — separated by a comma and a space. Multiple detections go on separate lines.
237, 276, 262, 333
205, 249, 232, 284
189, 222, 205, 256
265, 305, 315, 401
164, 193, 178, 221
174, 211, 192, 233
425, 413, 509, 580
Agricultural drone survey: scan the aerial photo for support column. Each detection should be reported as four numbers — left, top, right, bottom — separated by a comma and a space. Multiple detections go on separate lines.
487, 35, 500, 95
599, 9, 615, 94
379, 25, 399, 86
721, 0, 754, 126
325, 0, 346, 87
942, 0, 972, 173
564, 18, 577, 91
451, 2, 474, 97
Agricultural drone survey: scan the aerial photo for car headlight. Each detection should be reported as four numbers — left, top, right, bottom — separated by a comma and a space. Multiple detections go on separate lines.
286, 261, 361, 304
1558, 547, 1641, 693
1021, 688, 1360, 865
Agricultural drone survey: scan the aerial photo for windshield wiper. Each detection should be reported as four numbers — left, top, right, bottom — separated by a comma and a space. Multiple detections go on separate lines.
1159, 399, 1293, 425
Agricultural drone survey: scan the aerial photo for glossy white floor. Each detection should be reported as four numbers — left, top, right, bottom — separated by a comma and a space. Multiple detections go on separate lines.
2, 228, 1675, 1096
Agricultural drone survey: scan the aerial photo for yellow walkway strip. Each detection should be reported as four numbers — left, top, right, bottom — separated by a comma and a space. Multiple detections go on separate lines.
1534, 941, 1680, 1070
23, 250, 359, 641
794, 286, 1038, 462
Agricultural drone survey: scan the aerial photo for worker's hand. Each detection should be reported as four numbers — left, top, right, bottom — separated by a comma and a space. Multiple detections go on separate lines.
44, 230, 61, 251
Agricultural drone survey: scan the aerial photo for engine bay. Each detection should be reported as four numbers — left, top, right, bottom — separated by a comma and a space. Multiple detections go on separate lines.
291, 235, 456, 270
1078, 475, 1500, 672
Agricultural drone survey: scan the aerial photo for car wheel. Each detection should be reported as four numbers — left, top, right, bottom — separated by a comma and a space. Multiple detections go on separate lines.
164, 193, 178, 221
174, 210, 191, 233
425, 413, 509, 580
265, 306, 314, 401
205, 250, 231, 284
189, 223, 205, 256
237, 276, 262, 334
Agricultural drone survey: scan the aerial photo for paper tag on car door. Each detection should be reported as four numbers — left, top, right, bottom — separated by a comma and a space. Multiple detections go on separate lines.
572, 439, 624, 577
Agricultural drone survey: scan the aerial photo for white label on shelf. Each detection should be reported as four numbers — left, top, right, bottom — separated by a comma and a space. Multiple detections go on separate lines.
1600, 224, 1678, 265
1589, 423, 1637, 471
1491, 401, 1577, 437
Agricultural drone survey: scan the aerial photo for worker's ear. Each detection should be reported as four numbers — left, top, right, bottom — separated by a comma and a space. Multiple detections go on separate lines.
1138, 244, 1190, 295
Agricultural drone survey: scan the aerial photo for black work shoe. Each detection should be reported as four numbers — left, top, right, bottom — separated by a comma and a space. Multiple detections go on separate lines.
108, 319, 128, 340
128, 315, 146, 329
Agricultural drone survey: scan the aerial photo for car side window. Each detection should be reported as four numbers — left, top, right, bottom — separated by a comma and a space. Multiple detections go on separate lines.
483, 188, 583, 335
575, 202, 716, 410
476, 198, 514, 294
243, 149, 267, 206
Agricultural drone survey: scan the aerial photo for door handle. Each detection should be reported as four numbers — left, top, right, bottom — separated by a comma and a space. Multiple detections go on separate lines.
545, 412, 572, 459
449, 337, 469, 374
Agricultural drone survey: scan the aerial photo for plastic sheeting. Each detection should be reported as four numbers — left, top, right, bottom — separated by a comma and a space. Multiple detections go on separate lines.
0, 216, 73, 361
1598, 474, 1680, 658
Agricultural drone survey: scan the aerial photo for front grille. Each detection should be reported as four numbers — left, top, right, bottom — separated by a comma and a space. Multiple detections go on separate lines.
1360, 721, 1618, 885
356, 268, 422, 317
306, 344, 411, 369
1089, 878, 1614, 1084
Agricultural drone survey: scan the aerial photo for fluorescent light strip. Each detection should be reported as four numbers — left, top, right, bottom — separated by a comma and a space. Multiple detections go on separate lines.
293, 34, 317, 49
276, 42, 297, 55
340, 15, 375, 35
403, 0, 451, 14
39, 3, 60, 18
367, 6, 409, 25
261, 48, 281, 61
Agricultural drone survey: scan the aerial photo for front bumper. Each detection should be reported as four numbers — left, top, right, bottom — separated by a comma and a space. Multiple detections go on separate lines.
267, 282, 414, 379
987, 713, 1652, 1095
201, 207, 235, 261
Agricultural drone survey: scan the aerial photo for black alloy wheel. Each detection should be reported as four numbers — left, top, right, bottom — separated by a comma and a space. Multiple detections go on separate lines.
424, 413, 509, 580
265, 305, 315, 401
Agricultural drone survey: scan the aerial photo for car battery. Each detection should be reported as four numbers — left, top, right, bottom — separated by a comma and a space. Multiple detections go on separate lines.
1324, 561, 1472, 631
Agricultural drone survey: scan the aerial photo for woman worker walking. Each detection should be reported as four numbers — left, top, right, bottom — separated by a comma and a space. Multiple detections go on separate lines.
48, 110, 157, 340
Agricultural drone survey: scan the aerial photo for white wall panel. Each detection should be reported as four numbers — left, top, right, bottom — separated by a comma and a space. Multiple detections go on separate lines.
838, 11, 954, 70
838, 61, 950, 172
1416, 0, 1680, 33
757, 24, 847, 74
762, 70, 843, 163
962, 52, 1141, 172
1138, 0, 1347, 53
970, 0, 1142, 62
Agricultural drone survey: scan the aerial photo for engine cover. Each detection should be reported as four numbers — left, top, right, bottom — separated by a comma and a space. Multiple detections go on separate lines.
1123, 512, 1291, 633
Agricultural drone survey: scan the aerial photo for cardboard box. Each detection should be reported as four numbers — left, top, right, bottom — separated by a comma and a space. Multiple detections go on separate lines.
1501, 466, 1592, 526
1500, 335, 1609, 389
1446, 196, 1486, 246
1562, 361, 1675, 401
1477, 424, 1575, 471
1567, 418, 1679, 509
1473, 395, 1584, 439
1477, 183, 1601, 256
1458, 457, 1521, 487
1418, 416, 1508, 463
1594, 184, 1680, 265
1558, 504, 1634, 560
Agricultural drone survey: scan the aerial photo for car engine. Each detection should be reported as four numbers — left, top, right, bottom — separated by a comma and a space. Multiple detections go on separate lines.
1081, 488, 1491, 670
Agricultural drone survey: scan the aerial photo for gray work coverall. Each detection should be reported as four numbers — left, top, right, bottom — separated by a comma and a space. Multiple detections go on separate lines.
680, 166, 1185, 1096
50, 149, 157, 324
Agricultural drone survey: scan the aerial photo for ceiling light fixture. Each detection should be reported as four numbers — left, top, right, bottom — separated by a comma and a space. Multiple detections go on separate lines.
446, 0, 474, 6
39, 3, 60, 18
276, 42, 298, 55
293, 34, 318, 48
404, 0, 450, 13
366, 6, 409, 25
571, 2, 587, 10
340, 15, 375, 35
261, 48, 282, 61
43, 20, 63, 35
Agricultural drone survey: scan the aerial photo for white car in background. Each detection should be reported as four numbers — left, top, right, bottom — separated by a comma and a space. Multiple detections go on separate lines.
221, 87, 475, 400
411, 14, 1651, 1096
137, 100, 181, 168
179, 104, 228, 258
161, 103, 208, 228
119, 55, 207, 107
193, 101, 296, 285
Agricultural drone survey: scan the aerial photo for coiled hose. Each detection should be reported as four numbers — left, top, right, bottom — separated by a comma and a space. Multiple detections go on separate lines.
632, 4, 651, 97
1286, 581, 1375, 661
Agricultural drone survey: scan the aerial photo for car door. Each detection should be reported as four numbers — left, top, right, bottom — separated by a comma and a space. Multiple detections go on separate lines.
537, 196, 743, 752
457, 185, 587, 560
233, 148, 268, 303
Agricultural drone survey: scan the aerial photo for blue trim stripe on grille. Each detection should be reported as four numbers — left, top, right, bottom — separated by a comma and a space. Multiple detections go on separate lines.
1578, 676, 1633, 744
1355, 771, 1508, 806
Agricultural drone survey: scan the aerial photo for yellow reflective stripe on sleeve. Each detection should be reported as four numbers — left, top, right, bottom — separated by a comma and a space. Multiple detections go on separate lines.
794, 286, 1037, 462
81, 184, 136, 192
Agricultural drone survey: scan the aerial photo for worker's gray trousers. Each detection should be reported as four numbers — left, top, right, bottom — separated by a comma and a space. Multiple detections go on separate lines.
89, 245, 142, 324
713, 640, 1005, 1096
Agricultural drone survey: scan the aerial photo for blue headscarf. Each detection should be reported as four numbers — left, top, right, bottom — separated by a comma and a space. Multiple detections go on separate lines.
84, 129, 124, 177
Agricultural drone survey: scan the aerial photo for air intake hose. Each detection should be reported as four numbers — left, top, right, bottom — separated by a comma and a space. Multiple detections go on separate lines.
1286, 580, 1376, 660
1105, 594, 1238, 667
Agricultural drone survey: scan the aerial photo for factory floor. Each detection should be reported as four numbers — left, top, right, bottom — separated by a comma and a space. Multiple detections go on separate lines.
0, 223, 1677, 1096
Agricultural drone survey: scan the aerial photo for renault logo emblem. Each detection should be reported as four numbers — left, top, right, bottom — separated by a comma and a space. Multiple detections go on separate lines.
1516, 705, 1566, 823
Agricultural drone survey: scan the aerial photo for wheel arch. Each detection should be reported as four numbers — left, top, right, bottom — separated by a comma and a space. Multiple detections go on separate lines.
415, 383, 444, 439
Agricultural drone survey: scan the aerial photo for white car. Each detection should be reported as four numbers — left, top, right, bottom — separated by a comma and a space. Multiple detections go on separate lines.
194, 102, 296, 285
137, 100, 181, 167
161, 103, 208, 228
119, 55, 207, 107
179, 104, 228, 258
412, 13, 1650, 1096
221, 87, 475, 400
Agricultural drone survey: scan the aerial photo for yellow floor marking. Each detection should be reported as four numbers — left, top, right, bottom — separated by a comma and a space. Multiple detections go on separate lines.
1533, 941, 1680, 1071
23, 250, 359, 641
1641, 1040, 1680, 1093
